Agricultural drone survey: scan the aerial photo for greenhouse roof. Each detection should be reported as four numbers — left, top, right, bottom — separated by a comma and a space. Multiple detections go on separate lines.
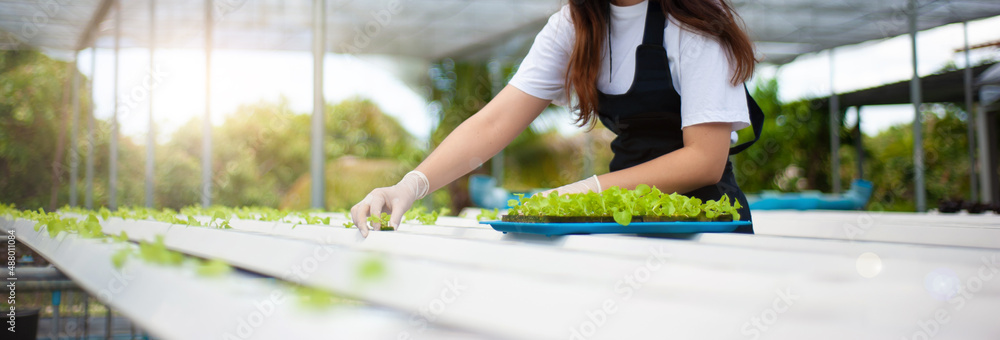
2, 0, 1000, 63
808, 62, 998, 107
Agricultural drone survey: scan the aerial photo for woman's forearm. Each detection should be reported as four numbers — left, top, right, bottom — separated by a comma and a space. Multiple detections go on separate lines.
597, 147, 722, 194
415, 85, 551, 193
596, 122, 733, 194
415, 112, 505, 193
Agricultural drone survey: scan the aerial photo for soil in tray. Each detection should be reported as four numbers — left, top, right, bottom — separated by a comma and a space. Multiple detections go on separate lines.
501, 215, 733, 223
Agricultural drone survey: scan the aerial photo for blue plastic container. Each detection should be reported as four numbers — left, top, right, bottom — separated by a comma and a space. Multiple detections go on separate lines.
480, 220, 750, 236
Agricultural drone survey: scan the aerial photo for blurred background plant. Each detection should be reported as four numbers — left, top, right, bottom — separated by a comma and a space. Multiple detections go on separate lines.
424, 59, 615, 212
733, 77, 975, 211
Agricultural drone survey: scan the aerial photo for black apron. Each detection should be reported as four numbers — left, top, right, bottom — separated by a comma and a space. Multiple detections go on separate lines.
596, 0, 764, 234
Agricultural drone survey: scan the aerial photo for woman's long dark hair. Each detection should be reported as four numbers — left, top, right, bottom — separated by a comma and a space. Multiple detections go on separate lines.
566, 0, 758, 128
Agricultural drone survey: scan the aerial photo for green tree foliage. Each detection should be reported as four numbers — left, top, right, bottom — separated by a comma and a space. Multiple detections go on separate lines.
0, 50, 74, 209
163, 97, 422, 210
425, 60, 495, 211
861, 104, 973, 211
732, 78, 837, 193
281, 157, 409, 210
426, 59, 615, 211
279, 98, 423, 210
166, 99, 308, 208
735, 77, 976, 211
0, 50, 149, 210
0, 50, 146, 210
6, 49, 974, 213
0, 49, 420, 211
502, 128, 614, 191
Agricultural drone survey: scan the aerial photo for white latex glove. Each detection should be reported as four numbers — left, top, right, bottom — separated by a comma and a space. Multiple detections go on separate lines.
535, 175, 601, 197
351, 171, 430, 238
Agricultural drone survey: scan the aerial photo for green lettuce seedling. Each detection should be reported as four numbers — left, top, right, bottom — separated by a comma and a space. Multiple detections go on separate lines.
197, 258, 232, 277
402, 206, 449, 225
367, 212, 392, 230
477, 208, 499, 221
505, 185, 742, 225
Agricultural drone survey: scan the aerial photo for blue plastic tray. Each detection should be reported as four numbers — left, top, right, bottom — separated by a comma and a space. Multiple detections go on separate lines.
479, 220, 751, 236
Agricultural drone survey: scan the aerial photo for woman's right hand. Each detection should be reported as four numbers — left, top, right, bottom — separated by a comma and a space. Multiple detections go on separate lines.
349, 86, 549, 237
350, 171, 429, 238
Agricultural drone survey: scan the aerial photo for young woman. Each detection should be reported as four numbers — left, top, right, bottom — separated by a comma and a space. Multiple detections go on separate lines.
351, 0, 763, 237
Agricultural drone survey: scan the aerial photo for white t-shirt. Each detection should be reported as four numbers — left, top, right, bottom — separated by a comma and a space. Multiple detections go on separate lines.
509, 0, 750, 142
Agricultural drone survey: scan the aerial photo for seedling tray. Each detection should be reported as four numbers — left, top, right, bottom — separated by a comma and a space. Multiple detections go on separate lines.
500, 215, 733, 223
480, 219, 750, 236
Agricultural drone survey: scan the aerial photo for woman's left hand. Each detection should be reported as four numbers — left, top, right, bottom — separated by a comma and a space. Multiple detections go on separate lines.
535, 175, 601, 197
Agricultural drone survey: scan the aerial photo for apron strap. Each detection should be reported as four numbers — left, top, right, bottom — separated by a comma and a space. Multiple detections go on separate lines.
640, 0, 763, 156
642, 0, 665, 46
729, 85, 765, 155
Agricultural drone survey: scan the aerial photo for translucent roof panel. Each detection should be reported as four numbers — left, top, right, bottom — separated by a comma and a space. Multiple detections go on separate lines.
2, 0, 1000, 64
0, 0, 564, 61
739, 0, 1000, 63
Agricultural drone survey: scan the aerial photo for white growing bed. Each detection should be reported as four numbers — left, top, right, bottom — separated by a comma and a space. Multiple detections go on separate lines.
9, 210, 1000, 339
1, 217, 478, 340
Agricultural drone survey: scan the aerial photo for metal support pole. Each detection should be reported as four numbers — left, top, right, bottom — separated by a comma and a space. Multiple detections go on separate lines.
488, 60, 505, 185
829, 49, 841, 194
86, 41, 97, 209
83, 294, 90, 339
104, 306, 112, 340
110, 0, 121, 211
855, 106, 864, 179
70, 52, 80, 207
145, 0, 156, 208
65, 291, 73, 338
52, 290, 61, 339
976, 103, 992, 203
963, 21, 979, 202
203, 0, 214, 208
310, 0, 326, 209
909, 0, 926, 212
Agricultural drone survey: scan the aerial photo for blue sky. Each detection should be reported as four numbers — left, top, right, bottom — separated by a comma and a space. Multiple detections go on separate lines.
77, 15, 1000, 144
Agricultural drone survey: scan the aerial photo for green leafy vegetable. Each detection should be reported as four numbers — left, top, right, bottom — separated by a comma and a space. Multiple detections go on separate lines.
505, 186, 742, 225
138, 235, 184, 266
289, 285, 345, 309
367, 212, 392, 230
112, 231, 129, 242
477, 208, 499, 221
1, 205, 228, 276
415, 212, 437, 225
356, 256, 387, 282
111, 248, 134, 269
403, 206, 447, 225
197, 258, 232, 277
613, 209, 632, 226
